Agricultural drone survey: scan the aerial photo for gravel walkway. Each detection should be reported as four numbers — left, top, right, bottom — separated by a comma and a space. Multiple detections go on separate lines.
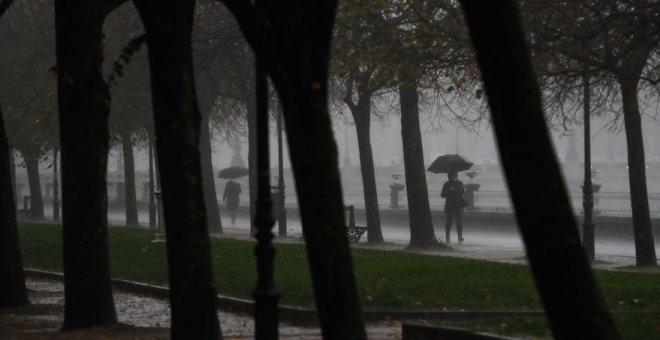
20, 278, 401, 339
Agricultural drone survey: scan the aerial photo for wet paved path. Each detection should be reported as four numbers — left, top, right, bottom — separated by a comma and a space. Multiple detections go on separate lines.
24, 278, 401, 339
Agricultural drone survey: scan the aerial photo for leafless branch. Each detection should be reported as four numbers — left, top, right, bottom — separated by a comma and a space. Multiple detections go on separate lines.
0, 0, 16, 18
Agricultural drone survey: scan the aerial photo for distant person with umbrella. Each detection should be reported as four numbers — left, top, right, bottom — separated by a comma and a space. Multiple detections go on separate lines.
223, 180, 242, 225
218, 166, 248, 225
441, 170, 466, 243
428, 154, 473, 243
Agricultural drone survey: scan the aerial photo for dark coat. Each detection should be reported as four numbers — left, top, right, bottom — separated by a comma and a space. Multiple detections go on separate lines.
441, 179, 465, 210
223, 181, 242, 211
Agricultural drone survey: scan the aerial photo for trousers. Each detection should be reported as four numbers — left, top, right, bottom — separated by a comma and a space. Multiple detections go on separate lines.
445, 205, 464, 241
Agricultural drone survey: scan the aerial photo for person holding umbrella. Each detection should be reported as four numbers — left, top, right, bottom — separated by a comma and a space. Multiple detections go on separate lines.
441, 170, 466, 243
218, 166, 248, 225
428, 154, 473, 244
223, 179, 242, 225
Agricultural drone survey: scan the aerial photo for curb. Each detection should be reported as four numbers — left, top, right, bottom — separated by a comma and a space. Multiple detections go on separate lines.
24, 269, 544, 327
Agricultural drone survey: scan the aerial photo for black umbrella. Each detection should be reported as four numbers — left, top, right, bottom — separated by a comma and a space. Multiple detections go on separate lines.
218, 166, 249, 179
427, 154, 473, 173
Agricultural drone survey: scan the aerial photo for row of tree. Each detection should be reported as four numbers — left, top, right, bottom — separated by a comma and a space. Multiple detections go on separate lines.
330, 0, 659, 265
0, 0, 654, 338
3, 0, 658, 265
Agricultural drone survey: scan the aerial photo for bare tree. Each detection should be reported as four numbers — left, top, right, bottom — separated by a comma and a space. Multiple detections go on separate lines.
54, 0, 127, 329
460, 0, 620, 338
524, 0, 658, 266
0, 0, 28, 310
0, 108, 27, 309
132, 0, 222, 337
220, 0, 367, 337
0, 0, 59, 220
106, 4, 149, 227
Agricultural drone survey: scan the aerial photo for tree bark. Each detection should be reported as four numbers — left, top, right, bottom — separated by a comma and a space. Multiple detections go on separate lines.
246, 93, 258, 237
55, 0, 119, 329
278, 85, 366, 340
9, 147, 16, 205
273, 27, 367, 340
133, 0, 221, 338
0, 108, 28, 309
200, 112, 223, 234
397, 66, 437, 248
619, 78, 657, 266
121, 132, 138, 226
221, 1, 367, 337
0, 0, 16, 18
19, 146, 45, 220
460, 1, 620, 339
346, 78, 383, 243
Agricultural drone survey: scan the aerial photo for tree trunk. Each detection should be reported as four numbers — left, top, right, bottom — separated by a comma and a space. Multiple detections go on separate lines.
278, 90, 366, 339
134, 1, 221, 338
460, 1, 620, 339
273, 39, 367, 340
200, 112, 223, 234
21, 147, 45, 220
619, 78, 657, 266
0, 108, 28, 309
55, 0, 118, 329
222, 2, 367, 337
348, 85, 383, 243
9, 147, 16, 205
121, 132, 138, 226
397, 66, 437, 248
246, 95, 258, 237
0, 0, 17, 18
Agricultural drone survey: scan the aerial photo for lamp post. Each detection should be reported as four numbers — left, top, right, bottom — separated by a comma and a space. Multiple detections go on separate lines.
148, 136, 156, 229
582, 73, 595, 261
252, 3, 279, 337
53, 146, 60, 221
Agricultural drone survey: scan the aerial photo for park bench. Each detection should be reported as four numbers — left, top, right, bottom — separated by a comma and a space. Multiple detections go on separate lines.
345, 205, 367, 243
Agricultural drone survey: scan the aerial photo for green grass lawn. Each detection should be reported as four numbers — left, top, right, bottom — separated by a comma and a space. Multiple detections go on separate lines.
18, 222, 660, 337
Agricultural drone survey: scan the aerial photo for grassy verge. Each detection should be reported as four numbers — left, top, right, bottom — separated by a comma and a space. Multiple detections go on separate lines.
428, 311, 660, 339
18, 222, 660, 337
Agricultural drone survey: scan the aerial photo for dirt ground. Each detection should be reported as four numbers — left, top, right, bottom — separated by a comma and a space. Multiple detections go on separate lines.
0, 307, 170, 339
0, 281, 170, 340
0, 279, 400, 339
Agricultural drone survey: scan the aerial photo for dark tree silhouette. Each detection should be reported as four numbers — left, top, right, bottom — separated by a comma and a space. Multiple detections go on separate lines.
613, 45, 657, 266
1, 0, 57, 222
132, 0, 221, 338
343, 76, 384, 243
398, 64, 437, 248
195, 65, 223, 234
0, 107, 28, 309
199, 109, 223, 233
54, 0, 126, 329
0, 0, 28, 309
220, 0, 367, 338
459, 1, 620, 339
120, 132, 139, 225
14, 143, 45, 220
524, 0, 658, 267
0, 0, 15, 17
105, 4, 146, 228
333, 0, 388, 243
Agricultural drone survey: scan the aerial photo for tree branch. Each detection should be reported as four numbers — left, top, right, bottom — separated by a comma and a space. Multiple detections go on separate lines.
217, 0, 258, 50
107, 33, 147, 88
342, 76, 357, 111
0, 0, 16, 18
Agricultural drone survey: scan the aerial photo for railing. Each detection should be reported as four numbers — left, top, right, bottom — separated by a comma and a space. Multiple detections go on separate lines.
229, 188, 660, 217
338, 190, 660, 217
